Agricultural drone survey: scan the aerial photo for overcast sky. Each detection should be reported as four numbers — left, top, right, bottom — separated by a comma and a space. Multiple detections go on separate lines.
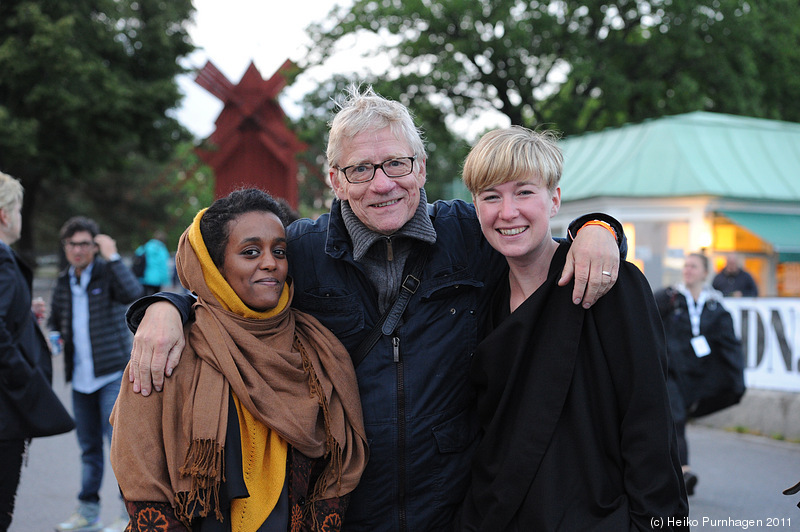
174, 0, 507, 141
174, 0, 348, 138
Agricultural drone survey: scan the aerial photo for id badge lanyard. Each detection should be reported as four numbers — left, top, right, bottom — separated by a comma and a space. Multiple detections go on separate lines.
678, 287, 711, 357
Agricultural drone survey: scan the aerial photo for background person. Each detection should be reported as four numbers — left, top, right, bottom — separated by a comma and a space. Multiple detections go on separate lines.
134, 230, 171, 296
711, 253, 758, 297
655, 252, 745, 497
124, 86, 625, 530
457, 127, 688, 530
110, 189, 367, 530
0, 172, 74, 532
49, 216, 144, 532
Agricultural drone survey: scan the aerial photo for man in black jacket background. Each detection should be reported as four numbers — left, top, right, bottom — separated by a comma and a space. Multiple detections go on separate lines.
49, 216, 143, 532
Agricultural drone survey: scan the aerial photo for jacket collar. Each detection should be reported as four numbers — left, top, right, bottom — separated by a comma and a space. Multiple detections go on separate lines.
326, 188, 437, 262
0, 240, 33, 286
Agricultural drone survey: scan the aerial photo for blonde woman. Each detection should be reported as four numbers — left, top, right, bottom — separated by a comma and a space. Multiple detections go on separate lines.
457, 128, 688, 531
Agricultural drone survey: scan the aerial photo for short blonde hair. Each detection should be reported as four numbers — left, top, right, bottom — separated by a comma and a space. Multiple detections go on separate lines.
327, 85, 426, 169
0, 171, 24, 213
462, 126, 563, 196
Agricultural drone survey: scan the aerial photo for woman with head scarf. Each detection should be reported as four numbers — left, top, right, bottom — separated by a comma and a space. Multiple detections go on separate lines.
110, 188, 368, 531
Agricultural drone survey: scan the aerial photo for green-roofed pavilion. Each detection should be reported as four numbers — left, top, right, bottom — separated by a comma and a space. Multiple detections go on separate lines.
551, 112, 800, 296
560, 111, 800, 201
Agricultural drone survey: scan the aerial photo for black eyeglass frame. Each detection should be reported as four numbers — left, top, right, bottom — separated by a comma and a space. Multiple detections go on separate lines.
337, 156, 417, 184
63, 240, 96, 250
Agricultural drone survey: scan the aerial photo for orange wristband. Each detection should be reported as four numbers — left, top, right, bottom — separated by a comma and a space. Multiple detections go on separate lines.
576, 219, 617, 242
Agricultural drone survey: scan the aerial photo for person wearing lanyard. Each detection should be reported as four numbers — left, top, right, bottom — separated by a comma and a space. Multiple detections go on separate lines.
654, 252, 741, 496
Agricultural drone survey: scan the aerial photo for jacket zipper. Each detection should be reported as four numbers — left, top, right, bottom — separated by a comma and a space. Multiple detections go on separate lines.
386, 236, 394, 262
394, 335, 407, 531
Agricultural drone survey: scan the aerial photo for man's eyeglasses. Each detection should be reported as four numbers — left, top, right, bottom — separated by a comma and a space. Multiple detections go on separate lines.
338, 156, 417, 184
64, 240, 95, 250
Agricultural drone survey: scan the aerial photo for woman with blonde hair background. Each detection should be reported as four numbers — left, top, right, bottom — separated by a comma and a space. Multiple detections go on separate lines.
655, 252, 745, 497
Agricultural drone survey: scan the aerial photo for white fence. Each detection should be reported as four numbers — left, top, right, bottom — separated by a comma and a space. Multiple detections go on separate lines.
723, 298, 800, 392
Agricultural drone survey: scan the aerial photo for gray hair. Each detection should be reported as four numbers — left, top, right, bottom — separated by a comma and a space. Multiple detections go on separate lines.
327, 85, 427, 169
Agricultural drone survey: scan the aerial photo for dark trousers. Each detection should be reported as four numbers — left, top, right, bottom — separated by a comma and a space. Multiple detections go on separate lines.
142, 285, 161, 296
0, 438, 27, 532
667, 377, 689, 466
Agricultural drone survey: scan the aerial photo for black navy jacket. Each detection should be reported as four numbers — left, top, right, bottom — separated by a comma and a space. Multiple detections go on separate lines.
50, 256, 144, 382
0, 242, 69, 439
457, 243, 688, 531
654, 286, 745, 417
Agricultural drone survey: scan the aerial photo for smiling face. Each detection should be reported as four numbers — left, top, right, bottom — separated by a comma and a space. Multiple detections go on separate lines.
329, 126, 426, 235
219, 211, 288, 312
474, 176, 561, 263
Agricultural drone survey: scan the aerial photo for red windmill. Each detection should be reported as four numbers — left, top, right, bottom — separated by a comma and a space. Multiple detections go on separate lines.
195, 59, 306, 207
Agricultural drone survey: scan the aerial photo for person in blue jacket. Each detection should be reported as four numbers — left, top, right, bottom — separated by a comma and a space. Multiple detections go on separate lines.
134, 231, 171, 296
123, 86, 625, 531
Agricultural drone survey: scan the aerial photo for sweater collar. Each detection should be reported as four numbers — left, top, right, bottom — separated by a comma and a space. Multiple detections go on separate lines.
341, 188, 437, 262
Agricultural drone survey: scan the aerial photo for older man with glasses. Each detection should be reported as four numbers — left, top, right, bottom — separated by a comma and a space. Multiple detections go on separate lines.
124, 86, 625, 531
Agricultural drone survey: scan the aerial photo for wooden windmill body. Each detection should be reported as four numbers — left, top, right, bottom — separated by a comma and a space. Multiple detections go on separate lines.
195, 60, 305, 207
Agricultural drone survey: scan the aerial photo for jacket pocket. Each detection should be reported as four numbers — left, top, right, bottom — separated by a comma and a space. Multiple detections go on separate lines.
293, 288, 365, 338
419, 267, 483, 301
430, 408, 480, 515
431, 407, 479, 453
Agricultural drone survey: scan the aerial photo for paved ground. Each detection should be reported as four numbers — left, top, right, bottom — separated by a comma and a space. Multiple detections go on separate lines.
10, 354, 125, 532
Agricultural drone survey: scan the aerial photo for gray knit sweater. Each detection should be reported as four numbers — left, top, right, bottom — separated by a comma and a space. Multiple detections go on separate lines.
340, 188, 437, 314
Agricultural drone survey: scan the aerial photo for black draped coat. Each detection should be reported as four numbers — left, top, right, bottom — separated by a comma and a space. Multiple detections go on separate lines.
457, 243, 689, 531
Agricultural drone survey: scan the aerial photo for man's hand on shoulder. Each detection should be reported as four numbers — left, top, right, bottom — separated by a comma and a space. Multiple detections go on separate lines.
130, 300, 185, 396
560, 224, 620, 308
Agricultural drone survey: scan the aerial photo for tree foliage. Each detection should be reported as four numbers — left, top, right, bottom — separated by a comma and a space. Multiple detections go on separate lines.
31, 142, 215, 254
0, 0, 196, 256
302, 0, 800, 149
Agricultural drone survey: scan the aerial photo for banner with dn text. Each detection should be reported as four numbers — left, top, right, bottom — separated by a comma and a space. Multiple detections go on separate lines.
723, 298, 800, 392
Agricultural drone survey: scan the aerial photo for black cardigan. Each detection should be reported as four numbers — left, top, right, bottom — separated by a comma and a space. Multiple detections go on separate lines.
0, 242, 73, 439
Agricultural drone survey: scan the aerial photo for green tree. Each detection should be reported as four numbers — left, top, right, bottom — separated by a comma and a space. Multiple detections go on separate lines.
292, 76, 343, 216
303, 0, 800, 139
31, 142, 216, 254
0, 0, 195, 257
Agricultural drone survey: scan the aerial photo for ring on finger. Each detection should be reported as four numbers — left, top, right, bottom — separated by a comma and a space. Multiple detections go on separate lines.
602, 270, 612, 276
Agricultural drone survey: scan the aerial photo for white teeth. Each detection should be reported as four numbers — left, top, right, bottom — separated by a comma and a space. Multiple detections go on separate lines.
374, 199, 398, 208
498, 227, 526, 236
